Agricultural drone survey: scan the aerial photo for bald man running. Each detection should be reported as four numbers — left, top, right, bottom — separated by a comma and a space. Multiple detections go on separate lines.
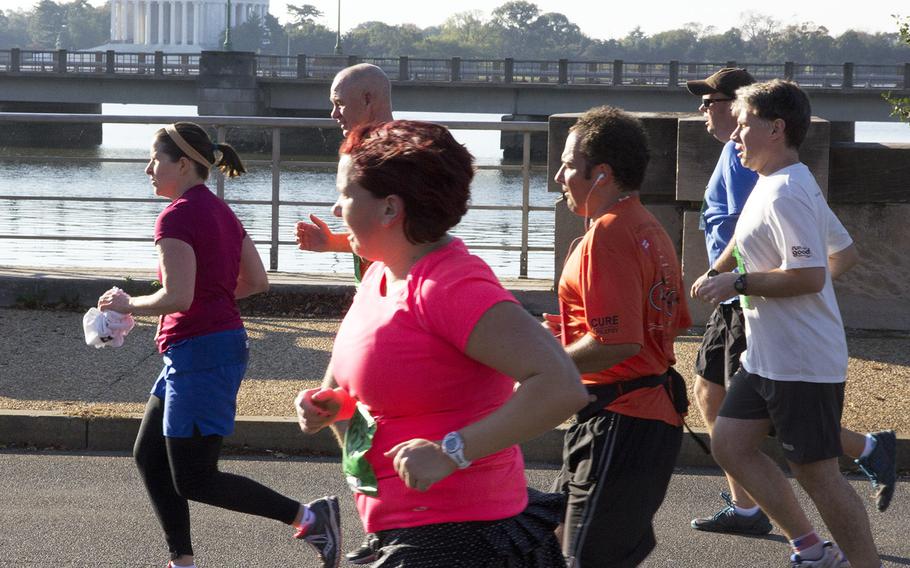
295, 63, 394, 272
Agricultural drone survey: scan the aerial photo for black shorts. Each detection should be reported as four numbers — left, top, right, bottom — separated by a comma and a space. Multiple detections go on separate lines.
694, 301, 746, 387
372, 488, 564, 567
718, 368, 844, 464
550, 412, 682, 568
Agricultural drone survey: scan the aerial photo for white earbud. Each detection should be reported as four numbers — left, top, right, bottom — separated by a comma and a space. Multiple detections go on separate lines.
594, 173, 605, 184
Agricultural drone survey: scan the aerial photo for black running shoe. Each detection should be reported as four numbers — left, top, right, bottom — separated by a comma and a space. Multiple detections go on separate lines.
345, 532, 380, 565
855, 430, 897, 512
691, 491, 773, 535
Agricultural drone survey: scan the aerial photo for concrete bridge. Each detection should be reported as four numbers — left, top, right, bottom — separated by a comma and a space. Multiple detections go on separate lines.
0, 49, 906, 119
1, 49, 907, 154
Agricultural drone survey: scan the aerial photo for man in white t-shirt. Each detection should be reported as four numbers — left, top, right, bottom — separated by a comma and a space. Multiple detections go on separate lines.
692, 80, 881, 568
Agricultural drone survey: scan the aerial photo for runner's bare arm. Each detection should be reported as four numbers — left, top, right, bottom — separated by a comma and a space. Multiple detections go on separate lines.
829, 243, 859, 280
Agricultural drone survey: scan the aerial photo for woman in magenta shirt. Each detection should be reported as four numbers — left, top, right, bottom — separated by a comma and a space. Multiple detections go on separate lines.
97, 123, 340, 568
296, 120, 588, 566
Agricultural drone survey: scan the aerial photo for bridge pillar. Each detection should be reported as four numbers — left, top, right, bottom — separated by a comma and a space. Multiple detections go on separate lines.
669, 61, 679, 87
198, 51, 344, 154
198, 50, 262, 116
197, 50, 271, 151
399, 56, 409, 81
843, 62, 854, 88
501, 115, 548, 162
0, 101, 102, 147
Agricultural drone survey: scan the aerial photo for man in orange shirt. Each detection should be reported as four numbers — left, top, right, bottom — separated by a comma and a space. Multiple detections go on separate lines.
548, 106, 692, 567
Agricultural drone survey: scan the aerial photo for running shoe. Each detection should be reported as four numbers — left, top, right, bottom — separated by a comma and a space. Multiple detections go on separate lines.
855, 430, 897, 512
790, 541, 847, 567
690, 491, 773, 535
345, 532, 380, 565
295, 496, 341, 568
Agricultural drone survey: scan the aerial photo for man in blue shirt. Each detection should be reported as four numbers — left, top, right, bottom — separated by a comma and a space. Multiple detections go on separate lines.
686, 68, 773, 535
686, 69, 897, 536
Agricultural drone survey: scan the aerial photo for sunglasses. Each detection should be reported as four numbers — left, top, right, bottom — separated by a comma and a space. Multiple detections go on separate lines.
701, 97, 734, 108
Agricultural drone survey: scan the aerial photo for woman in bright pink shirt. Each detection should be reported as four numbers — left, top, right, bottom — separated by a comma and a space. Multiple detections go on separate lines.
295, 120, 588, 567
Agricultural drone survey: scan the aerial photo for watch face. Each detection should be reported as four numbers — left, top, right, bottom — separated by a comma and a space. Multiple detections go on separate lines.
734, 276, 745, 293
443, 433, 460, 452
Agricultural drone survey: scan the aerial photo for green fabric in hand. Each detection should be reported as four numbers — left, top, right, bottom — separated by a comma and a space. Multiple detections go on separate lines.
343, 402, 379, 496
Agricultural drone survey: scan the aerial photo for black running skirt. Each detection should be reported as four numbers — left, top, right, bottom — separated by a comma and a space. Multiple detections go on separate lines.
371, 488, 566, 567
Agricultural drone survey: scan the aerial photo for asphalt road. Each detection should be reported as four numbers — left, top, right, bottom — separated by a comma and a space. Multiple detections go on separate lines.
1, 450, 907, 567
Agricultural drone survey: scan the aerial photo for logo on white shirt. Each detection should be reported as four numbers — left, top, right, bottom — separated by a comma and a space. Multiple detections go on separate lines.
791, 245, 812, 258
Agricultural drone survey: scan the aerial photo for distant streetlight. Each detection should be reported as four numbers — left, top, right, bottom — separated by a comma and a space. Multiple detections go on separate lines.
55, 24, 67, 50
334, 0, 342, 55
224, 0, 233, 50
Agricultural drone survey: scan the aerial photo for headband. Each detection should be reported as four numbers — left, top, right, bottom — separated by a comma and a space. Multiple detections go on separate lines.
165, 124, 213, 169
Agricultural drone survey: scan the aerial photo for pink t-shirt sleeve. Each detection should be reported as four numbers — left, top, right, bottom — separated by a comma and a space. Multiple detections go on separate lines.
411, 256, 519, 351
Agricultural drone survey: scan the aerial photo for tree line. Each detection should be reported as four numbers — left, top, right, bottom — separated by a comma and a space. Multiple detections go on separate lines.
885, 16, 910, 121
0, 0, 907, 66
0, 0, 108, 50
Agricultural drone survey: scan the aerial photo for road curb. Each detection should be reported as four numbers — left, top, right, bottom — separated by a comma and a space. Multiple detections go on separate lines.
2, 410, 908, 472
0, 268, 559, 316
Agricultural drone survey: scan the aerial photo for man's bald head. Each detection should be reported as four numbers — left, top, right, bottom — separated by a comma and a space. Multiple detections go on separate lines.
330, 64, 394, 136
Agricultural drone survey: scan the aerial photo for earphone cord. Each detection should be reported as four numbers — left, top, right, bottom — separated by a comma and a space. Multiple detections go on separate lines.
583, 174, 603, 231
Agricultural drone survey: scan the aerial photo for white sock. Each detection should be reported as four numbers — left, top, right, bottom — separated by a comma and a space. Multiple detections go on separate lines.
790, 531, 824, 560
168, 563, 196, 568
734, 504, 761, 516
859, 434, 876, 459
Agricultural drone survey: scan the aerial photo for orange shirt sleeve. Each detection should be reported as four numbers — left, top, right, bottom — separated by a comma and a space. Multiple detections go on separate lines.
579, 222, 643, 347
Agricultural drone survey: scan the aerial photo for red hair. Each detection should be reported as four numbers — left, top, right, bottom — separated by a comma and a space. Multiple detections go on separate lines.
340, 120, 474, 244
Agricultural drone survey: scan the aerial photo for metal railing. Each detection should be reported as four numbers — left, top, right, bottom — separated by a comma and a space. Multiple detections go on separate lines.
0, 113, 550, 277
1, 49, 907, 90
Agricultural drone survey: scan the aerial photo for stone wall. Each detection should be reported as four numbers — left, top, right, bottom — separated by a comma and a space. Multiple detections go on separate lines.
549, 112, 910, 331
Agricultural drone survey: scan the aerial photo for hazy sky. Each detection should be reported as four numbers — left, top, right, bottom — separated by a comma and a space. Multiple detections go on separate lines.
0, 0, 902, 40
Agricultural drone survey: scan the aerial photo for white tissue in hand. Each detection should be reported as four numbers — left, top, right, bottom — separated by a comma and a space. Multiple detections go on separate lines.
83, 308, 135, 348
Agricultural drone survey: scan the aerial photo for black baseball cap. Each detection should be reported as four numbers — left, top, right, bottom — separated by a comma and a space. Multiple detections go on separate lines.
686, 68, 755, 98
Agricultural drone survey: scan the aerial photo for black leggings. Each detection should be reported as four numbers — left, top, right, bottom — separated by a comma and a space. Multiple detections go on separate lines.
134, 395, 300, 560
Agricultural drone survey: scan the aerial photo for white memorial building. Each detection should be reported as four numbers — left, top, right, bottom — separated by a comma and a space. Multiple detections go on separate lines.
107, 0, 270, 51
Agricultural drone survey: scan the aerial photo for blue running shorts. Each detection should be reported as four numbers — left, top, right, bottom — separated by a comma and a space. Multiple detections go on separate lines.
151, 328, 249, 438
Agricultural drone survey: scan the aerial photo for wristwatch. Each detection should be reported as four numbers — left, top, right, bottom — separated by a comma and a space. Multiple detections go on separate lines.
734, 274, 748, 294
706, 268, 720, 277
441, 431, 472, 469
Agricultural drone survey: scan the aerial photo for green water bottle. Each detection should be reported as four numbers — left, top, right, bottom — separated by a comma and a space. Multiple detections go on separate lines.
732, 245, 752, 309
